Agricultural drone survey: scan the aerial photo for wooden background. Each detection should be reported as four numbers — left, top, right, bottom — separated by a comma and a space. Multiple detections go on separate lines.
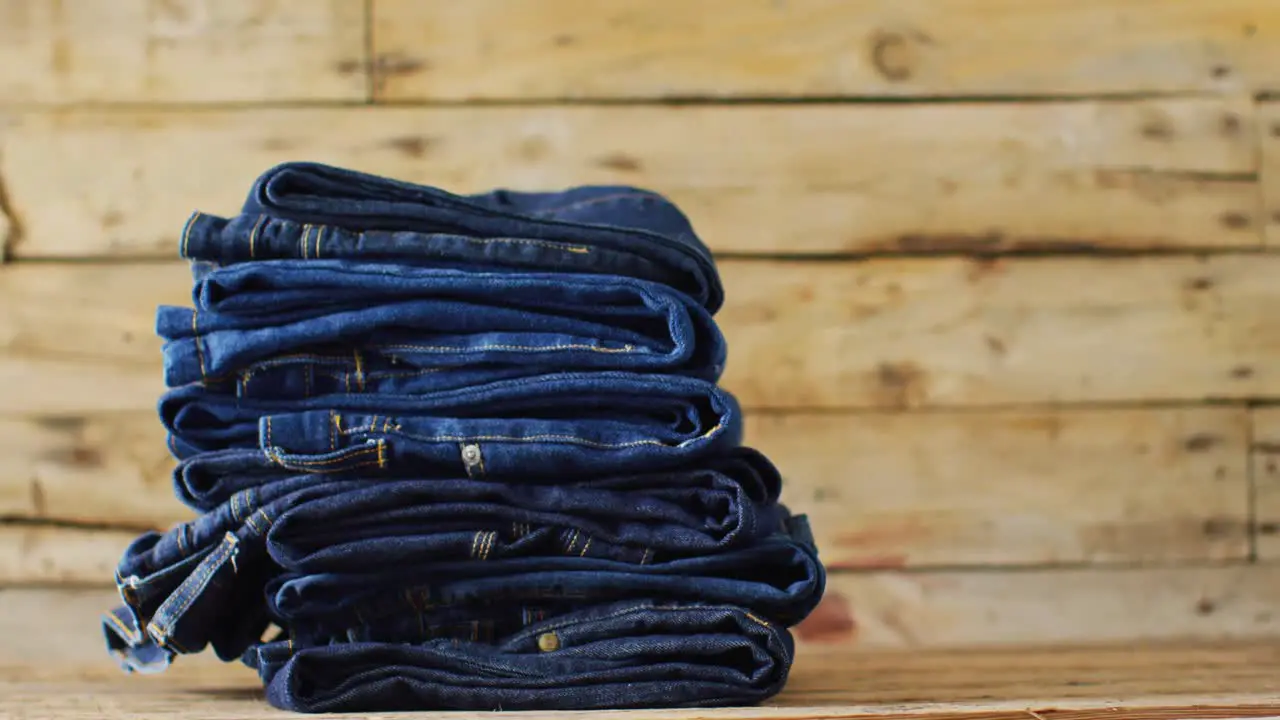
3, 0, 1280, 658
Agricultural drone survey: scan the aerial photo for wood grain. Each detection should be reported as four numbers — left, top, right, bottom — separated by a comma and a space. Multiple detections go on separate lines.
0, 0, 366, 104
0, 525, 132, 586
371, 0, 1280, 99
752, 407, 1249, 568
0, 405, 1250, 568
4, 257, 1279, 413
0, 99, 1258, 259
1260, 101, 1280, 247
798, 566, 1280, 649
1248, 408, 1280, 559
718, 255, 1278, 409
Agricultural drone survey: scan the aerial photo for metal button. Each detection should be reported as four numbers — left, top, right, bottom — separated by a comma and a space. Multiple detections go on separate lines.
537, 632, 560, 652
461, 444, 480, 462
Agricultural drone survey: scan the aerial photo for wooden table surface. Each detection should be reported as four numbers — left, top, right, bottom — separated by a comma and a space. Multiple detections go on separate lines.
5, 641, 1279, 719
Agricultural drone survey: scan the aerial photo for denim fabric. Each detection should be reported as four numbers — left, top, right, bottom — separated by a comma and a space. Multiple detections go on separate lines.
105, 450, 809, 673
159, 260, 724, 387
269, 524, 822, 628
160, 373, 742, 481
245, 600, 793, 712
268, 461, 785, 572
103, 162, 826, 713
172, 440, 776, 514
178, 162, 723, 313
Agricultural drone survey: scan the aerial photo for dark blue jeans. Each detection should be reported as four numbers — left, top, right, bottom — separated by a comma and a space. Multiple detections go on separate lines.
179, 162, 723, 313
106, 452, 811, 669
160, 259, 724, 387
245, 600, 794, 712
172, 436, 774, 515
268, 452, 785, 572
160, 373, 741, 482
268, 525, 823, 628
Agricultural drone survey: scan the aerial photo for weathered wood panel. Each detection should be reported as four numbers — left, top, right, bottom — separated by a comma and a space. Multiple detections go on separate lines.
1248, 408, 1280, 559
0, 100, 1257, 259
0, 0, 366, 104
0, 526, 132, 586
0, 414, 188, 529
798, 566, 1280, 649
719, 255, 1277, 409
3, 257, 1278, 413
371, 0, 1280, 99
1260, 101, 1280, 247
0, 406, 1249, 568
752, 408, 1249, 568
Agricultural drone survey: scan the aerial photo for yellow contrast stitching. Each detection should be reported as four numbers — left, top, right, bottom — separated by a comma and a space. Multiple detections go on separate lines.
103, 611, 135, 641
579, 535, 592, 557
180, 212, 200, 257
190, 311, 208, 381
377, 342, 636, 355
248, 214, 265, 259
387, 424, 724, 451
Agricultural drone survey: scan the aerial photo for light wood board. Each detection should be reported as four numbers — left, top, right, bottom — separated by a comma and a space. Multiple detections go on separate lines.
0, 0, 366, 104
1249, 407, 1280, 560
4, 256, 1280, 411
1260, 101, 1280, 247
0, 99, 1258, 259
371, 0, 1280, 99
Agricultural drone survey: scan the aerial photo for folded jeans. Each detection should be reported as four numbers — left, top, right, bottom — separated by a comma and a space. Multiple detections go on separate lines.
245, 599, 793, 712
160, 259, 724, 387
180, 161, 722, 312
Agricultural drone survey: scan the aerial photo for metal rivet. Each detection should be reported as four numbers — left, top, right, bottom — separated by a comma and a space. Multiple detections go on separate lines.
461, 444, 480, 461
537, 632, 560, 652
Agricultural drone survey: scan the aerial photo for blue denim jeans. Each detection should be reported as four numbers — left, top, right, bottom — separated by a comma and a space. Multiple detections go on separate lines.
160, 259, 724, 388
172, 433, 772, 515
160, 373, 741, 481
105, 452, 812, 671
245, 600, 794, 712
269, 523, 822, 628
178, 162, 723, 313
268, 450, 785, 573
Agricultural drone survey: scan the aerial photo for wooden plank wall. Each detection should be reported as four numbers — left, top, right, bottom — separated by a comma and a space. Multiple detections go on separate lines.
3, 0, 1280, 654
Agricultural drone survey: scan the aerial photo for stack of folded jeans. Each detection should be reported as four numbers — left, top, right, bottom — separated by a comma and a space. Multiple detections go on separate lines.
100, 162, 825, 713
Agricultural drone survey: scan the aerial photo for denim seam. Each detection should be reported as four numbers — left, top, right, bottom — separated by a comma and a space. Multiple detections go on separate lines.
376, 425, 724, 451
458, 236, 590, 254
268, 445, 384, 471
247, 214, 265, 259
190, 311, 207, 381
147, 532, 239, 646
102, 610, 139, 645
377, 342, 637, 355
482, 531, 496, 560
180, 212, 199, 257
